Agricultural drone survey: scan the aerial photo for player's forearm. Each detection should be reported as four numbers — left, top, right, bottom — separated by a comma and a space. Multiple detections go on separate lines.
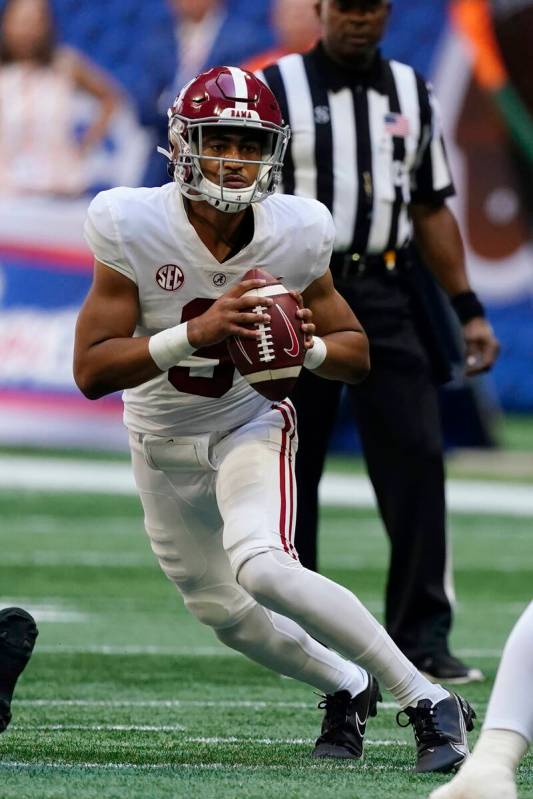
74, 337, 162, 399
411, 203, 471, 297
312, 331, 370, 385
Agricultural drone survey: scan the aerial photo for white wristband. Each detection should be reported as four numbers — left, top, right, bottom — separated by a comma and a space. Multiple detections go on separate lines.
304, 336, 327, 371
148, 322, 195, 371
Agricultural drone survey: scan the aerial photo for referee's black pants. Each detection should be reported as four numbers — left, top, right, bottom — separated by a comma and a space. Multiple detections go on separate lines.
290, 269, 453, 663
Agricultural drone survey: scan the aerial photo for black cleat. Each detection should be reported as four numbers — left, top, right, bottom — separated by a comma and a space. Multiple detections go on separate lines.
397, 692, 476, 773
415, 652, 484, 685
0, 607, 38, 732
312, 674, 381, 759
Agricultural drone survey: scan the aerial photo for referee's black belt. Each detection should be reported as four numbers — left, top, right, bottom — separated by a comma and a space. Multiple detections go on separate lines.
329, 248, 410, 281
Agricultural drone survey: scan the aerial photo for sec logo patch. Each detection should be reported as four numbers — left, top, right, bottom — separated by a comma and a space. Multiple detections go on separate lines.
156, 264, 184, 291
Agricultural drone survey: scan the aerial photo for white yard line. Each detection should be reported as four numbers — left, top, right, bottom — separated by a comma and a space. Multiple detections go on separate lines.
0, 760, 413, 772
15, 699, 400, 711
31, 643, 504, 658
183, 737, 411, 747
2, 553, 149, 567
1, 455, 532, 515
35, 645, 238, 656
0, 600, 88, 624
0, 457, 135, 494
9, 727, 409, 746
13, 724, 186, 732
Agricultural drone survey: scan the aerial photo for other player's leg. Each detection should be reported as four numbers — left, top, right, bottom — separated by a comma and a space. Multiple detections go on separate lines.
0, 607, 38, 731
218, 403, 475, 773
130, 431, 377, 759
429, 601, 533, 798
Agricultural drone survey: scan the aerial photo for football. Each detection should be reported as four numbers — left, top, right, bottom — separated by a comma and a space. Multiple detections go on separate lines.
227, 268, 305, 401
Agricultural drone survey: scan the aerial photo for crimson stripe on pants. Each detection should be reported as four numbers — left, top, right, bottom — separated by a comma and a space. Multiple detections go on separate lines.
276, 401, 298, 560
280, 400, 298, 559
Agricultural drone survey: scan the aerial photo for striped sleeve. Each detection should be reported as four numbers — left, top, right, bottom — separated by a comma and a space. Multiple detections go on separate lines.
411, 78, 455, 205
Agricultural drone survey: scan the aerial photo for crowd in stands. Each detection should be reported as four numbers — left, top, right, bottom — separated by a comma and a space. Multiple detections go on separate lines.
1, 0, 531, 412
0, 0, 446, 196
0, 0, 120, 195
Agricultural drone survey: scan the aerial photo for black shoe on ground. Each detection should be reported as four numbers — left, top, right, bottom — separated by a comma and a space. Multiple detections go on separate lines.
415, 652, 484, 685
312, 674, 381, 759
0, 607, 38, 732
397, 691, 476, 773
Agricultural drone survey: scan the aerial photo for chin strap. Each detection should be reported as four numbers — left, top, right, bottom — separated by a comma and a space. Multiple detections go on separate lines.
157, 146, 176, 179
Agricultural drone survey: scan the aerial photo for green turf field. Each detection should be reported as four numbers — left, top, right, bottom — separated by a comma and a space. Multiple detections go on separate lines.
0, 470, 532, 798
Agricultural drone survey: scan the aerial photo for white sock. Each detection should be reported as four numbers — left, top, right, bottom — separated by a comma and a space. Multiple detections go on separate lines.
391, 669, 448, 709
237, 550, 445, 709
337, 664, 369, 698
483, 600, 533, 743
215, 602, 368, 697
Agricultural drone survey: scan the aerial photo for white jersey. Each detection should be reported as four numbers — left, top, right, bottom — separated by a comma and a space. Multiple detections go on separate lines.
84, 183, 334, 436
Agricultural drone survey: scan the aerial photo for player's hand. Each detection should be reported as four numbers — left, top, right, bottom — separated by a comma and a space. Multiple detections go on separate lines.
187, 279, 273, 348
463, 317, 500, 376
290, 291, 315, 349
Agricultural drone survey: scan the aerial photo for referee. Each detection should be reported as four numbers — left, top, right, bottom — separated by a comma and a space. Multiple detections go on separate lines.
258, 0, 500, 682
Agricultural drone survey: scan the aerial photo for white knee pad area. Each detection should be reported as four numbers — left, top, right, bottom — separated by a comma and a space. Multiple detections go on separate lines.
180, 581, 255, 630
237, 549, 304, 614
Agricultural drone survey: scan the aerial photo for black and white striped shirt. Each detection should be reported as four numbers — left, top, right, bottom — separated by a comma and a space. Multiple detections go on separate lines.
258, 44, 455, 255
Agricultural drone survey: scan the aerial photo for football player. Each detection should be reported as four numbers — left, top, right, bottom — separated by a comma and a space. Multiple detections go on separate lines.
0, 607, 38, 732
75, 65, 475, 770
429, 601, 533, 798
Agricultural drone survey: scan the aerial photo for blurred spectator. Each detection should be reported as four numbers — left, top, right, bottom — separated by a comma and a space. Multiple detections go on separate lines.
172, 0, 228, 90
244, 0, 320, 72
168, 0, 275, 91
143, 0, 275, 186
0, 0, 120, 196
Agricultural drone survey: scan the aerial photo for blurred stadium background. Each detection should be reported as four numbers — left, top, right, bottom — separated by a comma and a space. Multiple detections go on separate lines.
1, 0, 533, 451
0, 1, 532, 797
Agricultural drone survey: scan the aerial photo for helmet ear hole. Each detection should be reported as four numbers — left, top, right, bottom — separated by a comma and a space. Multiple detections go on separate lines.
167, 162, 176, 179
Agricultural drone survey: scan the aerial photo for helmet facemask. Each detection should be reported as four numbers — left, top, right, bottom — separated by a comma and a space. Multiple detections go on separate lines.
162, 115, 289, 213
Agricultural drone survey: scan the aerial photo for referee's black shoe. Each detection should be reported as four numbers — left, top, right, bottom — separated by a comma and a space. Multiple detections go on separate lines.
397, 692, 476, 773
0, 607, 38, 732
312, 674, 381, 759
414, 652, 484, 685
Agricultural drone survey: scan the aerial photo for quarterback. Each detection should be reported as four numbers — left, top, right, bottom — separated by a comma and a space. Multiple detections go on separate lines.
75, 65, 474, 770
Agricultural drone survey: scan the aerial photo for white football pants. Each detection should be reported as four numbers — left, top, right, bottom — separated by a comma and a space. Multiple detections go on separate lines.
130, 400, 439, 708
129, 400, 367, 697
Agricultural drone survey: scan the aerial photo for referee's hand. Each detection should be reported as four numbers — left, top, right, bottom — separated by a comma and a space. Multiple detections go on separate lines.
462, 317, 500, 376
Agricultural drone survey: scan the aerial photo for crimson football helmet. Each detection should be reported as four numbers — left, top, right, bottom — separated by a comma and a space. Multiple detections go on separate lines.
159, 66, 290, 213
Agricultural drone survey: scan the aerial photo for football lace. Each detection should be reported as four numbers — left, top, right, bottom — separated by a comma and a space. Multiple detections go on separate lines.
253, 304, 276, 364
